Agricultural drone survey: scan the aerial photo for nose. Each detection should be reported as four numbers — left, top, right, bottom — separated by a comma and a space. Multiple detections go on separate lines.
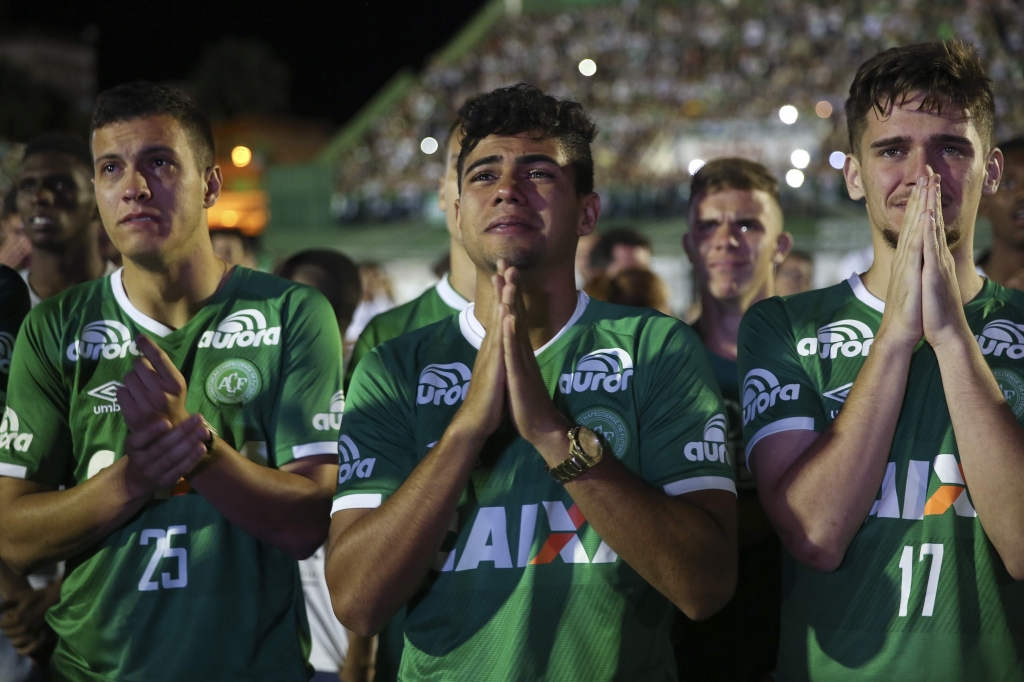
709, 223, 740, 250
905, 148, 932, 185
27, 183, 55, 207
493, 172, 527, 206
122, 167, 152, 203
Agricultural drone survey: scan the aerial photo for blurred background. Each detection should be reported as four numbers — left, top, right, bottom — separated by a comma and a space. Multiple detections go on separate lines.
1, 0, 1022, 313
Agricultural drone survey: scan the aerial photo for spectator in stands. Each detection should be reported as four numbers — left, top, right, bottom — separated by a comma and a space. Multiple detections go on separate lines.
585, 267, 673, 316
678, 157, 793, 682
0, 189, 31, 271
210, 227, 260, 270
776, 249, 815, 296
588, 227, 653, 279
277, 249, 368, 682
14, 134, 109, 307
978, 136, 1024, 288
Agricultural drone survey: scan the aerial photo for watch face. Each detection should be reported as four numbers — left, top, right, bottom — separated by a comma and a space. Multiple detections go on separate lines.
580, 428, 605, 462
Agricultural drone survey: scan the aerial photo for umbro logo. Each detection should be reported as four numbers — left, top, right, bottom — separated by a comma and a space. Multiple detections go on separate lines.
198, 309, 281, 350
88, 381, 124, 414
823, 382, 853, 403
797, 320, 874, 359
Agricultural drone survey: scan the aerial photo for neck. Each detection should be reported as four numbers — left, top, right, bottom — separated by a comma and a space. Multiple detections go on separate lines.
121, 243, 227, 331
860, 228, 984, 304
983, 235, 1024, 285
447, 240, 476, 302
695, 279, 773, 361
28, 232, 106, 300
473, 264, 578, 350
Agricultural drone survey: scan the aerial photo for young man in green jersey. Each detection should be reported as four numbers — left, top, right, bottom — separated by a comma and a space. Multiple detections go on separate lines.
978, 137, 1024, 288
0, 82, 343, 681
739, 41, 1024, 680
326, 83, 738, 681
677, 158, 792, 681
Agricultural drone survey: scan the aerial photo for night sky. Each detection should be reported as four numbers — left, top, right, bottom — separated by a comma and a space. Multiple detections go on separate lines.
5, 0, 490, 126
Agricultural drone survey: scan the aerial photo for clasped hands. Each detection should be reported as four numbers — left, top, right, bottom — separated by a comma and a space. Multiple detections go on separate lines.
115, 336, 209, 496
880, 167, 971, 350
454, 259, 571, 463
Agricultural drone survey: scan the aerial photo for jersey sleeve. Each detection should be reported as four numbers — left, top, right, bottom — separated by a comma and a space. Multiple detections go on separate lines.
0, 306, 72, 485
332, 346, 417, 516
737, 297, 825, 470
271, 287, 345, 468
635, 317, 736, 497
0, 265, 31, 410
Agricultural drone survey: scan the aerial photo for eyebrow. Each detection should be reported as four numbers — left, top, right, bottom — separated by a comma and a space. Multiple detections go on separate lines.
869, 134, 975, 149
94, 144, 179, 165
463, 153, 562, 177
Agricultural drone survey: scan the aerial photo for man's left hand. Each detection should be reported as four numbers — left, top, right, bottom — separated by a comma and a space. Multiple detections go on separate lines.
920, 170, 971, 348
118, 335, 191, 432
0, 582, 60, 658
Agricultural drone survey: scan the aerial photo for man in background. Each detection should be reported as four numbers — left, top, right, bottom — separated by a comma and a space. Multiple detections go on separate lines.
0, 189, 31, 272
588, 227, 652, 279
776, 250, 815, 296
678, 157, 793, 681
210, 227, 260, 270
978, 136, 1024, 288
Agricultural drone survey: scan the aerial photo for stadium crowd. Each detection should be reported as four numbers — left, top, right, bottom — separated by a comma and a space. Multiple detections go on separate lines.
2, 20, 1024, 682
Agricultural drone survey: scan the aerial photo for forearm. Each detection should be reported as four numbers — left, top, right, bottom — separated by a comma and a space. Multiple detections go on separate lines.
935, 334, 1024, 577
566, 456, 737, 620
326, 422, 482, 635
0, 458, 150, 573
185, 442, 334, 559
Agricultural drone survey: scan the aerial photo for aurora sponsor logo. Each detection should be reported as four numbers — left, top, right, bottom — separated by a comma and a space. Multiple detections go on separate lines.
198, 309, 281, 350
337, 435, 375, 485
558, 348, 634, 394
0, 332, 14, 374
976, 320, 1024, 359
684, 414, 729, 464
742, 368, 800, 426
66, 320, 140, 362
0, 407, 32, 452
416, 363, 472, 406
797, 319, 874, 359
313, 390, 345, 431
88, 380, 125, 414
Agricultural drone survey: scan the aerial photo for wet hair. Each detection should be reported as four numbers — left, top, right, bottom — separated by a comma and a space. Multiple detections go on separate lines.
845, 40, 995, 154
589, 228, 652, 271
457, 83, 598, 195
23, 133, 94, 177
689, 157, 781, 210
275, 249, 362, 332
91, 81, 216, 168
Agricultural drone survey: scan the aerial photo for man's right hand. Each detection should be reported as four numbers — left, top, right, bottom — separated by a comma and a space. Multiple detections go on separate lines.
123, 415, 209, 497
877, 176, 928, 348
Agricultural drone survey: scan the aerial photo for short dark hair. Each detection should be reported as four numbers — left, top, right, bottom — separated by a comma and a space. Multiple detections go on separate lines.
23, 133, 94, 176
997, 136, 1024, 157
457, 83, 598, 195
91, 81, 216, 168
689, 157, 781, 210
275, 249, 362, 331
845, 40, 995, 154
589, 228, 651, 271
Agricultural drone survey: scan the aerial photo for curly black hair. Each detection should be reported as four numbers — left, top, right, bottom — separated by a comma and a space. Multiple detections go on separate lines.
457, 83, 598, 196
23, 133, 94, 177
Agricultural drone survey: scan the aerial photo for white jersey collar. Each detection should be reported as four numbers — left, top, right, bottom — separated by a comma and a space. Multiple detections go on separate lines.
436, 273, 470, 311
847, 272, 884, 313
459, 290, 589, 355
111, 268, 175, 338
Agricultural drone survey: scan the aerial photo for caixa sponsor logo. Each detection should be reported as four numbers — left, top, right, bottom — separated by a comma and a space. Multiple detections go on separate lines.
313, 390, 344, 431
198, 309, 281, 349
416, 363, 472, 406
0, 407, 33, 452
0, 332, 14, 374
684, 414, 729, 464
337, 435, 375, 484
67, 320, 139, 362
797, 319, 874, 359
558, 348, 634, 394
742, 369, 800, 426
976, 320, 1024, 358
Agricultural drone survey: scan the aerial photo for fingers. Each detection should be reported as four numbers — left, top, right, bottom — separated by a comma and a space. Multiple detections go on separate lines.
126, 418, 173, 452
136, 336, 181, 393
129, 415, 207, 487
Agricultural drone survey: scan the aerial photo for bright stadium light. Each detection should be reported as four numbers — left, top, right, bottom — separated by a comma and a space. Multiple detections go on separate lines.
779, 105, 798, 125
815, 101, 833, 118
420, 137, 439, 154
578, 59, 597, 77
221, 210, 239, 227
688, 158, 706, 175
791, 149, 811, 169
829, 151, 846, 169
786, 169, 805, 188
231, 146, 252, 168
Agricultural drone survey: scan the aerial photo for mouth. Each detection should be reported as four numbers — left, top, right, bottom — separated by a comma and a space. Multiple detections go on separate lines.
485, 216, 540, 235
27, 215, 57, 229
119, 212, 160, 226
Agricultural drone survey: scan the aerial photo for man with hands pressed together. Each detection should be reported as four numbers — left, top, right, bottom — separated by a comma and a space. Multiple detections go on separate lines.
326, 84, 737, 681
0, 82, 343, 681
739, 41, 1024, 680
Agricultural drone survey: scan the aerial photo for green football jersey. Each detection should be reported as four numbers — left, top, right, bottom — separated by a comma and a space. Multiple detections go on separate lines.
0, 264, 30, 410
345, 273, 469, 391
335, 292, 735, 681
738, 273, 1024, 681
0, 267, 345, 682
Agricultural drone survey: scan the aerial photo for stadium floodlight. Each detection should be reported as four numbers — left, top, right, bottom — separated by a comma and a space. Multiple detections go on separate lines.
785, 169, 805, 188
815, 101, 833, 118
779, 105, 798, 125
579, 59, 597, 77
420, 137, 439, 154
231, 146, 252, 168
221, 210, 239, 227
791, 149, 811, 169
829, 151, 846, 169
688, 158, 706, 175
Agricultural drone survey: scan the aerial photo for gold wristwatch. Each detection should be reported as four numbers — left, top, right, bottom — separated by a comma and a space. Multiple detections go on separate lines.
546, 426, 605, 484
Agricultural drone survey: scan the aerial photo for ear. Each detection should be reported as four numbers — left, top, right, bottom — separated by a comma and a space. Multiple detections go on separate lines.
982, 147, 1004, 197
577, 192, 601, 237
437, 175, 447, 211
454, 197, 463, 242
773, 231, 795, 264
203, 165, 223, 209
843, 154, 864, 201
681, 232, 695, 265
